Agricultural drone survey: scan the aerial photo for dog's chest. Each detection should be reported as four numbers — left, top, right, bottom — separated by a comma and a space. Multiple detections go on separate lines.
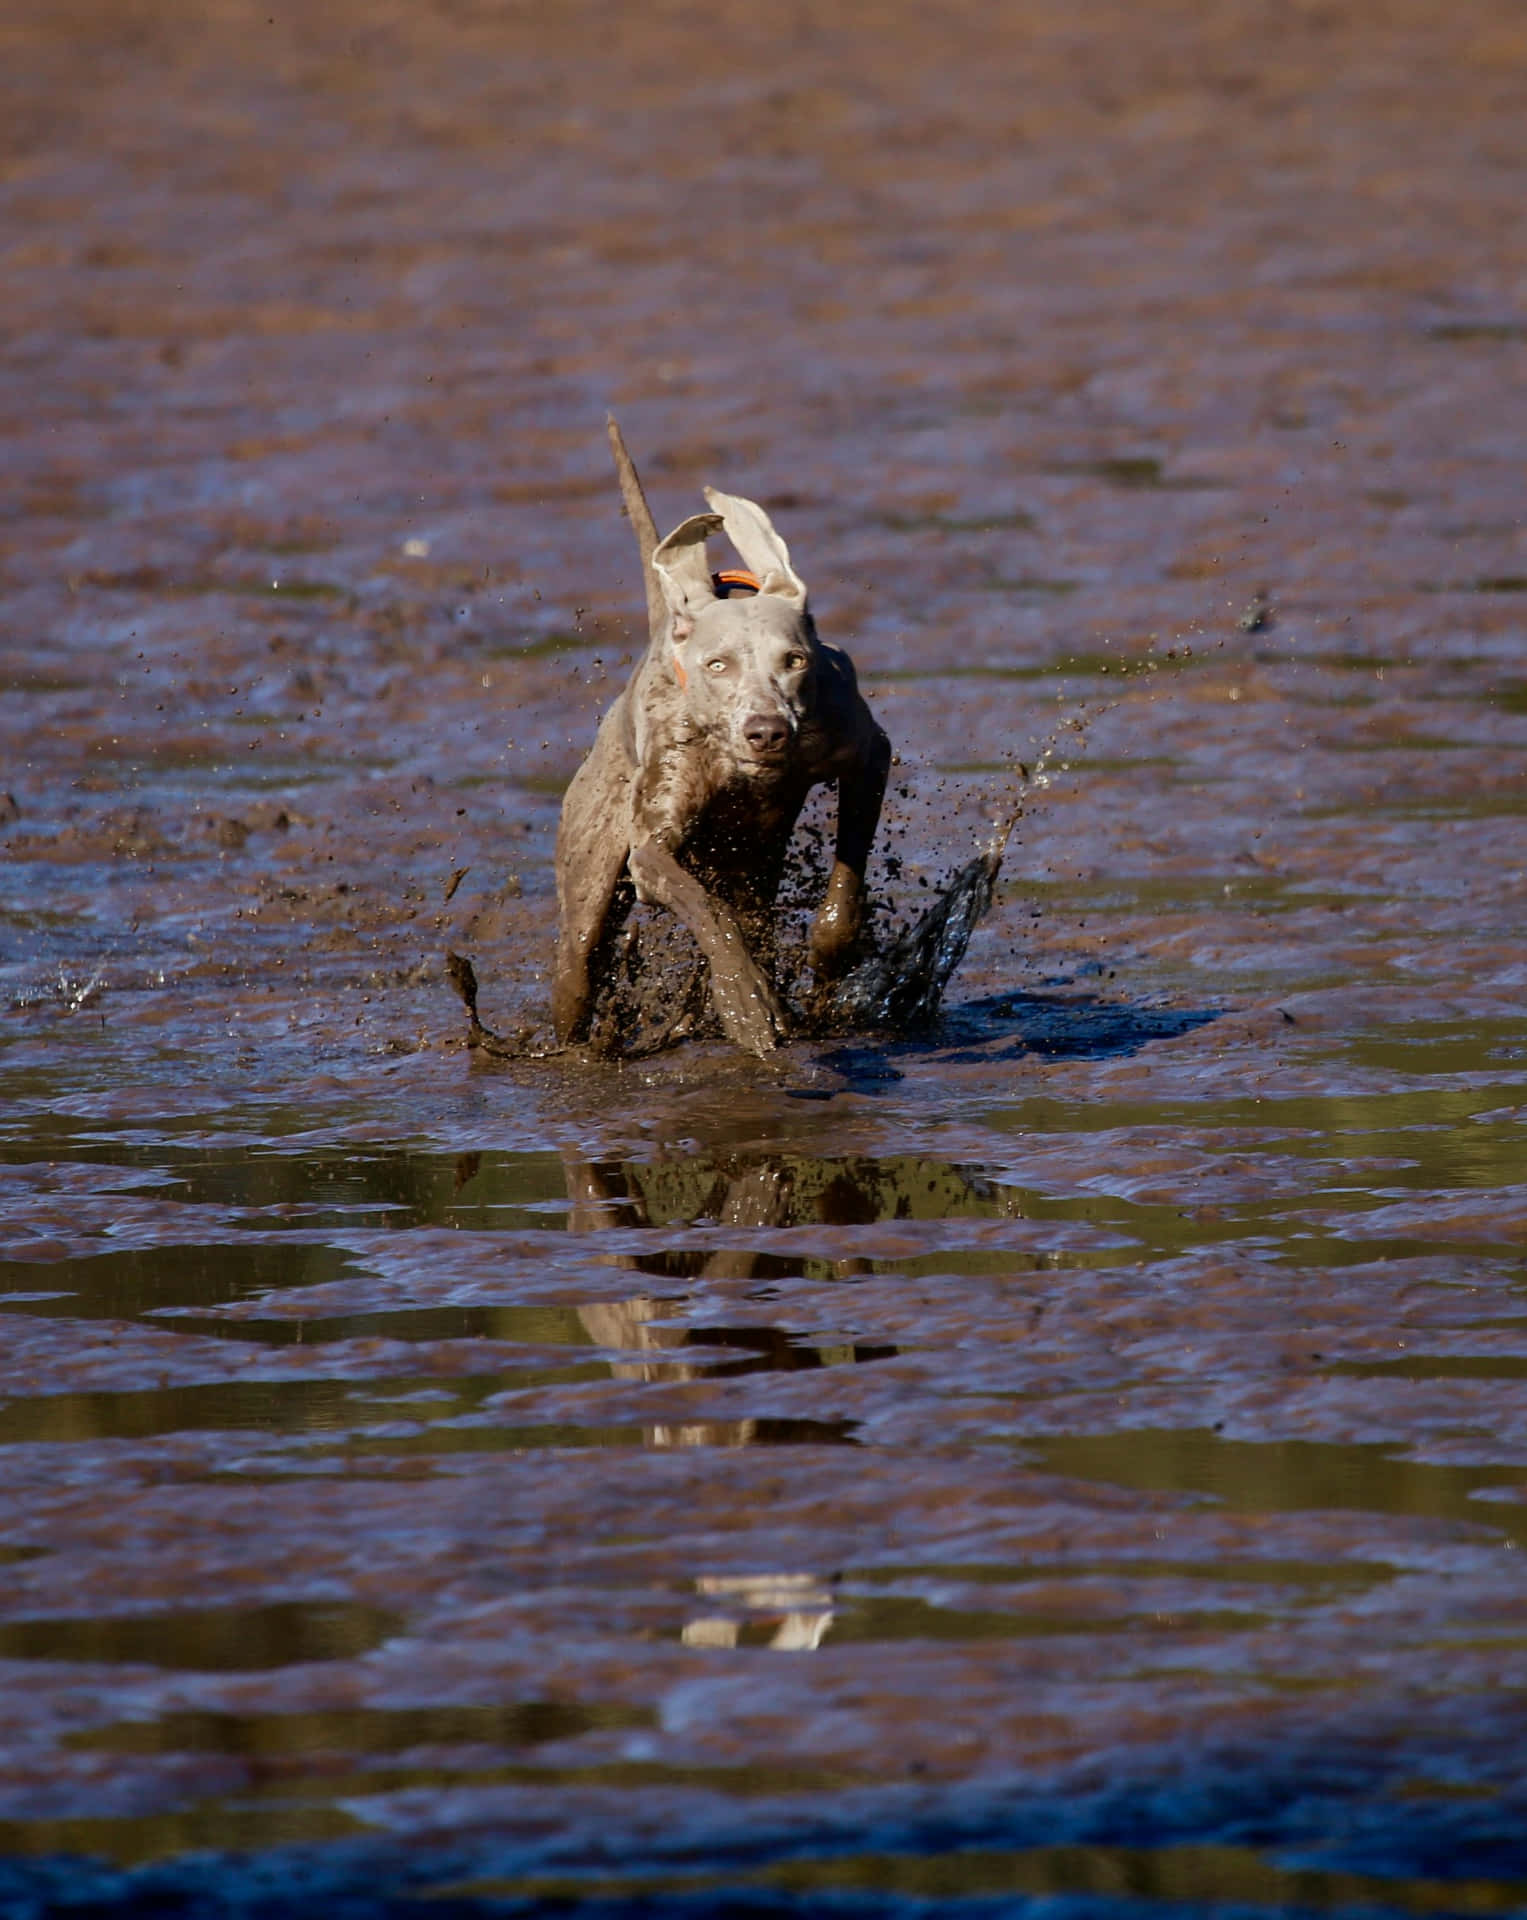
686, 772, 806, 867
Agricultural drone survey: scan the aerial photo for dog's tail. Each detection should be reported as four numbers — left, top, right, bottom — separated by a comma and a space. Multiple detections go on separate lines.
606, 414, 665, 643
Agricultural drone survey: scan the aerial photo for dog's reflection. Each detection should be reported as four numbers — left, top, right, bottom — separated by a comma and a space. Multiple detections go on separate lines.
681, 1573, 836, 1652
564, 1151, 801, 1263
564, 1152, 899, 1644
564, 1149, 890, 1386
561, 1150, 918, 1439
565, 1148, 1002, 1267
561, 1144, 1003, 1373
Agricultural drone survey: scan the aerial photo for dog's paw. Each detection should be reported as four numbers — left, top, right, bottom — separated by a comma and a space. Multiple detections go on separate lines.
710, 960, 786, 1056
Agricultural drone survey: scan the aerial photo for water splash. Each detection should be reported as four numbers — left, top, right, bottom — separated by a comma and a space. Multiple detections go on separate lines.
6, 969, 109, 1014
449, 710, 1096, 1060
822, 708, 1092, 1030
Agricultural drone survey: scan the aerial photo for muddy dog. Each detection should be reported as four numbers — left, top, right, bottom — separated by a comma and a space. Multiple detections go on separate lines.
552, 419, 891, 1056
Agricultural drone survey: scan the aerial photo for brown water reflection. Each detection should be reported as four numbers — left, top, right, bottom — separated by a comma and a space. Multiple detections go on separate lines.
70, 1699, 649, 1759
0, 1602, 399, 1673
1032, 1432, 1527, 1551
659, 1843, 1527, 1913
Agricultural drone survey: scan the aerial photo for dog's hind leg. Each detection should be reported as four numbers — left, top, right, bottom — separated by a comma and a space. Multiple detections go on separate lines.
627, 840, 786, 1056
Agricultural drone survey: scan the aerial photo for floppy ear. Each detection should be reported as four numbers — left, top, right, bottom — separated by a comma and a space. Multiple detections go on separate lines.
652, 513, 723, 636
703, 487, 807, 608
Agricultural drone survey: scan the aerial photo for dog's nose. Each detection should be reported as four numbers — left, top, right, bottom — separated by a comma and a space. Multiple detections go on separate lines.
742, 714, 790, 755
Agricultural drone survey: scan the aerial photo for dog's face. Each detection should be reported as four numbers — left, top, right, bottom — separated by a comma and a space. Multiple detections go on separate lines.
653, 488, 819, 779
674, 593, 815, 773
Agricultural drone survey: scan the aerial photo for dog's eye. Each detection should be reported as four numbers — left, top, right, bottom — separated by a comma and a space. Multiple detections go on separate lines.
705, 658, 729, 674
783, 651, 808, 671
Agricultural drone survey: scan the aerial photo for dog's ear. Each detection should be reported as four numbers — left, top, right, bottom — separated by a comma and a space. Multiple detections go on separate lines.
652, 513, 723, 639
703, 488, 807, 608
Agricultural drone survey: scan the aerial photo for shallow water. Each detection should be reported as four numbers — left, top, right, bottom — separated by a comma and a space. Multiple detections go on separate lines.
4, 1, 1527, 1913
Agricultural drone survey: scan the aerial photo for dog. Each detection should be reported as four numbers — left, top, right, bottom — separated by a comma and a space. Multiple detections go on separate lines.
552, 418, 891, 1056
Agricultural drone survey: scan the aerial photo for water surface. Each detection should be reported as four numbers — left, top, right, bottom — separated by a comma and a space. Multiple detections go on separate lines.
3, 0, 1526, 1911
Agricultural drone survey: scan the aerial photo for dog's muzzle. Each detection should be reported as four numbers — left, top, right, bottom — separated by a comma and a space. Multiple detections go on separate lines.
740, 712, 792, 760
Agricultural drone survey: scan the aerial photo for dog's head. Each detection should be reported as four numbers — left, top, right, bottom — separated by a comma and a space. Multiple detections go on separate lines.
651, 488, 817, 776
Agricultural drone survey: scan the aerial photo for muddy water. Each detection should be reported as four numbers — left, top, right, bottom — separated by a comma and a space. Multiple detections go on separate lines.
3, 0, 1527, 1912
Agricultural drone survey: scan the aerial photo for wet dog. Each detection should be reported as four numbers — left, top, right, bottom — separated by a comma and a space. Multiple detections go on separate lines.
552, 419, 891, 1056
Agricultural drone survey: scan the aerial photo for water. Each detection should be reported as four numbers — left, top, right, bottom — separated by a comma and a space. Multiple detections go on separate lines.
4, 0, 1527, 1912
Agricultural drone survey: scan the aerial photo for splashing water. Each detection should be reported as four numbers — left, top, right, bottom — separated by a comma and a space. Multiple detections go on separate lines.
449, 710, 1096, 1060
823, 709, 1091, 1030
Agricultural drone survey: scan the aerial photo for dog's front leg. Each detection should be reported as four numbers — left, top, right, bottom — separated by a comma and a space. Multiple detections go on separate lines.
628, 840, 786, 1056
553, 734, 637, 1045
809, 725, 892, 982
